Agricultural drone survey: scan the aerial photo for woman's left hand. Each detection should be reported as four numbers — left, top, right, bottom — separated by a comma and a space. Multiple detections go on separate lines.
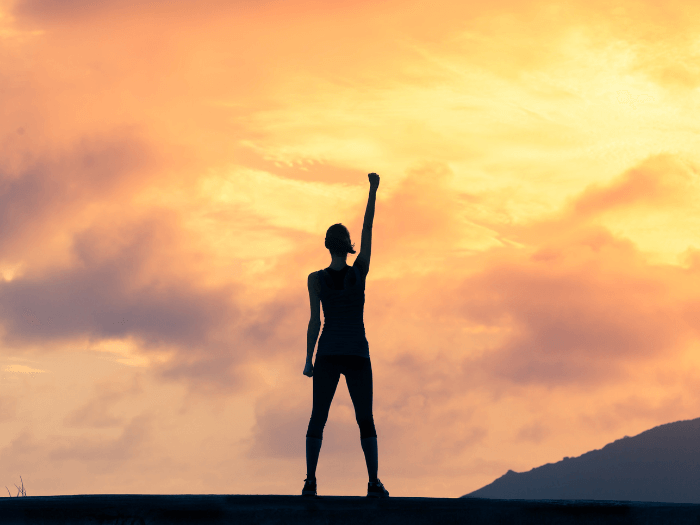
303, 360, 314, 377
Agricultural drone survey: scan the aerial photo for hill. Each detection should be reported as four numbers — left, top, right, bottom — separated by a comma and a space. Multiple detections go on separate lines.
462, 417, 700, 504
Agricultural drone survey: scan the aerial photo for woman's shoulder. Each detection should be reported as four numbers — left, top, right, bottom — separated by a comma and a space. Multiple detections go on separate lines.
309, 269, 324, 292
352, 259, 369, 279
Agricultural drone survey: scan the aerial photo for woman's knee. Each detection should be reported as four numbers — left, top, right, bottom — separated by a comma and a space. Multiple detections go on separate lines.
307, 418, 327, 439
357, 416, 376, 438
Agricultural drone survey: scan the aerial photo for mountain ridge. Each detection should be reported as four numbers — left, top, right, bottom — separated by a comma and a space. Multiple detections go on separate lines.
462, 417, 700, 503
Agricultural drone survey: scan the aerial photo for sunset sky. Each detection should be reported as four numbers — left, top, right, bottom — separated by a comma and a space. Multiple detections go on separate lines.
2, 0, 700, 498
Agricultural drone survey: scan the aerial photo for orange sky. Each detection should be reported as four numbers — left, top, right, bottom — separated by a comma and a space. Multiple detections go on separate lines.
1, 0, 700, 498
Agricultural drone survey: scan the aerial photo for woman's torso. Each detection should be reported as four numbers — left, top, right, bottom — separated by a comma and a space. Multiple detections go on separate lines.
315, 261, 370, 358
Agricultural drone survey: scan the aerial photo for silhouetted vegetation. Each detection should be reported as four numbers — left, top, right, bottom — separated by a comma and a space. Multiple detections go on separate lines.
6, 475, 27, 497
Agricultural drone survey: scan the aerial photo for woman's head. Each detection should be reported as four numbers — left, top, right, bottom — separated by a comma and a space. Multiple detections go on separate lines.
325, 223, 356, 258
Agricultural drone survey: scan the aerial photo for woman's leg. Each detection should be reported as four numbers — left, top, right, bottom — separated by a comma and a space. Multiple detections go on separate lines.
360, 437, 378, 483
305, 437, 322, 481
344, 357, 378, 482
306, 356, 341, 479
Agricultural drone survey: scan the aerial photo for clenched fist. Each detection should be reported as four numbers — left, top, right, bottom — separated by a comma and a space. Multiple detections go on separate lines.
303, 360, 314, 377
368, 173, 380, 188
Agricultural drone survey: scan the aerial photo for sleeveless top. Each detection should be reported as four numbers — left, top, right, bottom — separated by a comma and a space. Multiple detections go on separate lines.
316, 261, 370, 358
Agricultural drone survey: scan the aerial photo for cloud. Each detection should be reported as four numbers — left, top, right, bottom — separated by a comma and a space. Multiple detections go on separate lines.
242, 153, 700, 467
450, 160, 699, 389
12, 0, 241, 23
63, 375, 143, 429
3, 0, 700, 497
48, 413, 152, 462
515, 420, 550, 444
0, 130, 155, 253
0, 393, 17, 422
456, 230, 688, 387
569, 154, 700, 218
0, 208, 253, 382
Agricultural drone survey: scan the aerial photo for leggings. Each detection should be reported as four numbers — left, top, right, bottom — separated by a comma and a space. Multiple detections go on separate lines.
306, 354, 376, 440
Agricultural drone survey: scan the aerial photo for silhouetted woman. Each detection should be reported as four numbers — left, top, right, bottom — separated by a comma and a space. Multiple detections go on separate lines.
301, 173, 389, 498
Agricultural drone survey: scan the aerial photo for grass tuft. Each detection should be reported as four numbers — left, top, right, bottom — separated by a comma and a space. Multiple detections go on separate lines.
6, 475, 27, 497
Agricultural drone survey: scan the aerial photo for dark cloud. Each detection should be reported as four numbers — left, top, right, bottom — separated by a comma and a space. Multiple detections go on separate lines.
12, 0, 297, 25
0, 211, 252, 383
0, 130, 155, 253
0, 130, 273, 395
14, 0, 109, 19
13, 0, 211, 22
0, 127, 335, 397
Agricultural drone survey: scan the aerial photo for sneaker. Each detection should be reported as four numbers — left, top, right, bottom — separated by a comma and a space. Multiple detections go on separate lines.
302, 477, 317, 497
367, 478, 389, 498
